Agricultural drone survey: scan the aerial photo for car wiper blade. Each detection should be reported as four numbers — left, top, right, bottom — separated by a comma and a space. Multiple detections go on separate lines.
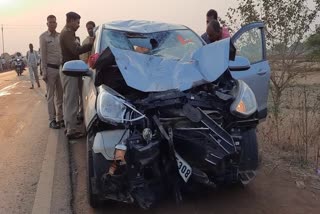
125, 32, 147, 38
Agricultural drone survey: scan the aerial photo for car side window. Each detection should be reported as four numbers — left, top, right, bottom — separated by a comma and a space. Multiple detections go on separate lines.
233, 28, 263, 64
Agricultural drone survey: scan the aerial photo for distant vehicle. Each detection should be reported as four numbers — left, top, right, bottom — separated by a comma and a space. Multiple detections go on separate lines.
63, 20, 270, 209
14, 58, 24, 76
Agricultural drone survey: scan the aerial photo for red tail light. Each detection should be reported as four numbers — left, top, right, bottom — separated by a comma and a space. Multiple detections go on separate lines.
88, 53, 99, 68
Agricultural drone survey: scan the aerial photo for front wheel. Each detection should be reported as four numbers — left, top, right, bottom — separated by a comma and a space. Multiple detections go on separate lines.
87, 137, 100, 208
238, 128, 258, 185
239, 128, 258, 170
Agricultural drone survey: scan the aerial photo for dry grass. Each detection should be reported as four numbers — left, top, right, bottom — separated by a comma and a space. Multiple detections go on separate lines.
258, 69, 320, 175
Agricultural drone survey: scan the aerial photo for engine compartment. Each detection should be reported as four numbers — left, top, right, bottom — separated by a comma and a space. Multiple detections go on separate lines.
88, 48, 259, 209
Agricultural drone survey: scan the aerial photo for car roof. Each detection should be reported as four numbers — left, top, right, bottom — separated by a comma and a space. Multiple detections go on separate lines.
102, 20, 189, 33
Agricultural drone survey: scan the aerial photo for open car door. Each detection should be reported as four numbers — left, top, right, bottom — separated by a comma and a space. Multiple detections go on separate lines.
231, 22, 270, 120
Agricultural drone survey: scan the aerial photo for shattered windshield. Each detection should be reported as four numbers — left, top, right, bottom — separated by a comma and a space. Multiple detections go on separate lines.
100, 29, 204, 60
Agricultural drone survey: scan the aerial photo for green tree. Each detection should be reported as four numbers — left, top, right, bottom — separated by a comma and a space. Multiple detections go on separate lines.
226, 0, 320, 143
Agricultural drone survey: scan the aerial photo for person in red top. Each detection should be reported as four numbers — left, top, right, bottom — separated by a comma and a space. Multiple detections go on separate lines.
201, 9, 230, 43
206, 19, 230, 43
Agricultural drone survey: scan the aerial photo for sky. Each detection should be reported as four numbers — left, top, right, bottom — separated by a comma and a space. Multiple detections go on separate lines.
0, 0, 239, 55
0, 0, 319, 55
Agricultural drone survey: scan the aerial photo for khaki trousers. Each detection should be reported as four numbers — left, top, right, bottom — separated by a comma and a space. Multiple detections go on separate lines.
60, 70, 81, 134
46, 67, 63, 122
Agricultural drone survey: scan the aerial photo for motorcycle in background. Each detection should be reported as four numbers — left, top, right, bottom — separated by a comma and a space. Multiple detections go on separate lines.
14, 58, 24, 76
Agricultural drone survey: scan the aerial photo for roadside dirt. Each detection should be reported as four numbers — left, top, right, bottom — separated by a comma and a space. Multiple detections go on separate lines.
70, 139, 320, 214
294, 71, 320, 86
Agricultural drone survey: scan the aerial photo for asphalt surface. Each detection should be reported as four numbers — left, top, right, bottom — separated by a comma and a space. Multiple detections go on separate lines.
1, 69, 320, 214
0, 70, 71, 214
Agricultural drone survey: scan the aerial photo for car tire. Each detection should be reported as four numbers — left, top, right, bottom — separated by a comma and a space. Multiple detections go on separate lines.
87, 138, 100, 208
239, 128, 259, 171
237, 128, 259, 185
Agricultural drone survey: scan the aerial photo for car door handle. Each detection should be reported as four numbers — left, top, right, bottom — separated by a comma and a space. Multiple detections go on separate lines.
257, 70, 267, 75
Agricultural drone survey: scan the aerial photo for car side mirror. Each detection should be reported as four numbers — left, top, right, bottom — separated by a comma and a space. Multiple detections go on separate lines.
62, 60, 91, 77
229, 56, 251, 71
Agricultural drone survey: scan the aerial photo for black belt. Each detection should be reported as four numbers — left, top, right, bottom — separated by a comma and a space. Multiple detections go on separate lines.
47, 63, 60, 69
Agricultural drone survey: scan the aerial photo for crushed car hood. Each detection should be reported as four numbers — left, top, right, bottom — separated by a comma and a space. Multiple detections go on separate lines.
109, 38, 231, 92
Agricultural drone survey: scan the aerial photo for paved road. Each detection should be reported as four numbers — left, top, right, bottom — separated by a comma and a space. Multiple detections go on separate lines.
0, 70, 71, 214
2, 70, 320, 214
70, 137, 320, 214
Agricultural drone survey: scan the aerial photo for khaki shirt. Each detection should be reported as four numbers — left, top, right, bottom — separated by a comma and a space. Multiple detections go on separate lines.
39, 31, 62, 75
60, 26, 92, 64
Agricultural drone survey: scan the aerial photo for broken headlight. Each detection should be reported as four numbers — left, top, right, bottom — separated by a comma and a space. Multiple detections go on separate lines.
97, 86, 145, 124
230, 80, 257, 118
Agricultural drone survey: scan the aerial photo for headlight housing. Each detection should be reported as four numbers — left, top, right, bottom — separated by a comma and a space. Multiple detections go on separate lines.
230, 80, 257, 118
97, 86, 145, 124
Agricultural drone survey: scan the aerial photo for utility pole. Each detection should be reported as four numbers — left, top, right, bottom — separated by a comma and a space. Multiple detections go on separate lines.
1, 24, 4, 55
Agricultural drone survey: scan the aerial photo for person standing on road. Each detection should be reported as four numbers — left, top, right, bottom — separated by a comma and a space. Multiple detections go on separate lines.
80, 21, 95, 63
60, 12, 93, 139
26, 43, 40, 89
201, 9, 230, 44
38, 48, 43, 76
40, 15, 64, 129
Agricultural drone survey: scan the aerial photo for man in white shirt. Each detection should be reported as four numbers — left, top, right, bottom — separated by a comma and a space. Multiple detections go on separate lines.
26, 43, 40, 89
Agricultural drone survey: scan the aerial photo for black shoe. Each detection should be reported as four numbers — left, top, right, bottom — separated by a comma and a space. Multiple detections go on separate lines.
58, 120, 65, 128
49, 120, 60, 129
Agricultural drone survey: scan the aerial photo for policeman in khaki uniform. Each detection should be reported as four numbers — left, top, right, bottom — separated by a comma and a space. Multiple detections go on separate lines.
39, 14, 64, 129
60, 12, 93, 139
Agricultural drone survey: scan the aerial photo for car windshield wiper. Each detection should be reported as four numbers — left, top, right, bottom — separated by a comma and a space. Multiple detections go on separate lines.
125, 32, 148, 38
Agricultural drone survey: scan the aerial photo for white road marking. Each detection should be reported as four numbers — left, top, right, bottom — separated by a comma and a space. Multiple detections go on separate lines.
0, 82, 20, 97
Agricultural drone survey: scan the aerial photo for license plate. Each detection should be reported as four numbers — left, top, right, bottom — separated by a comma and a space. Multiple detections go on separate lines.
175, 152, 192, 182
